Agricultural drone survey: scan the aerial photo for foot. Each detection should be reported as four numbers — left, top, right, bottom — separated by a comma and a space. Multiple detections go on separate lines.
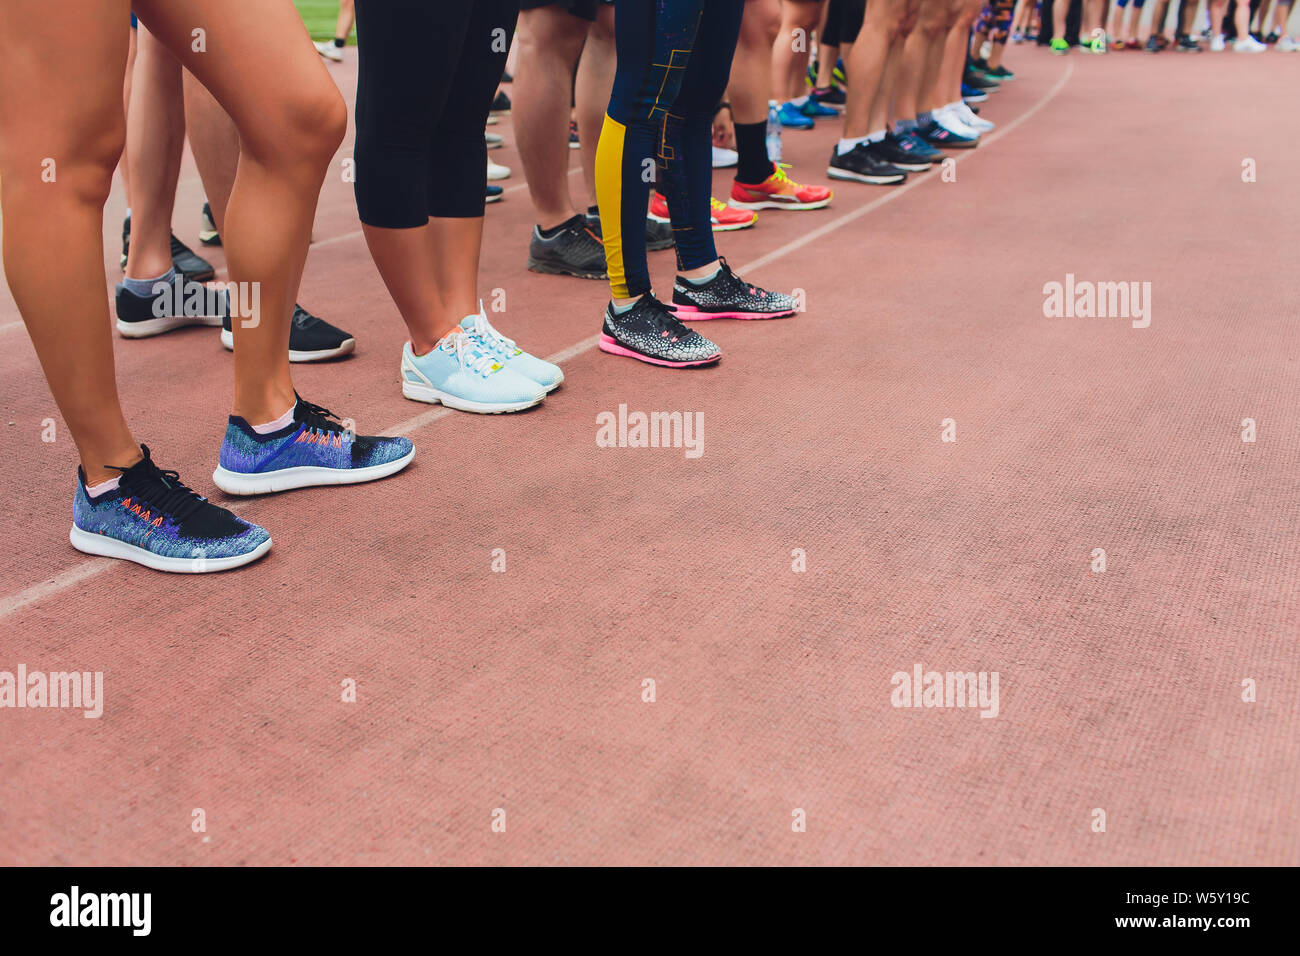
672, 258, 797, 321
1054, 37, 1072, 54
490, 90, 511, 114
460, 305, 564, 393
314, 40, 343, 62
119, 218, 215, 282
528, 214, 608, 279
869, 132, 935, 172
199, 202, 221, 246
809, 85, 846, 108
212, 396, 415, 495
776, 101, 815, 130
71, 444, 270, 573
712, 146, 738, 168
116, 274, 224, 339
827, 141, 908, 184
730, 164, 834, 209
1176, 36, 1202, 51
221, 303, 356, 362
400, 329, 546, 413
599, 294, 721, 367
1233, 35, 1266, 52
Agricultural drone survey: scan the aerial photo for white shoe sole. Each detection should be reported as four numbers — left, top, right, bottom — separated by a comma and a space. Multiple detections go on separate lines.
220, 328, 356, 362
70, 525, 272, 573
728, 197, 831, 211
826, 167, 907, 185
212, 447, 415, 495
117, 315, 223, 338
401, 379, 543, 413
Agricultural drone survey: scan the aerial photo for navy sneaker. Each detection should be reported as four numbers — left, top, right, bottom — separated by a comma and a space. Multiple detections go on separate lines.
919, 118, 979, 150
212, 396, 415, 496
897, 130, 945, 164
221, 303, 356, 362
961, 83, 988, 104
874, 132, 935, 172
71, 445, 271, 573
115, 273, 224, 339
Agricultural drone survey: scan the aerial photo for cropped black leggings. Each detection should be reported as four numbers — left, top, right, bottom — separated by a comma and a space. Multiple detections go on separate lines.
353, 0, 518, 227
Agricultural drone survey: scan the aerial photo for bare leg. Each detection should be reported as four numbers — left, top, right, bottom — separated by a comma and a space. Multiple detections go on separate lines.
123, 22, 185, 281
868, 0, 920, 135
513, 7, 587, 230
181, 71, 239, 233
843, 0, 904, 138
0, 0, 139, 483
134, 0, 347, 424
121, 25, 137, 210
574, 4, 617, 209
734, 0, 782, 125
772, 0, 824, 102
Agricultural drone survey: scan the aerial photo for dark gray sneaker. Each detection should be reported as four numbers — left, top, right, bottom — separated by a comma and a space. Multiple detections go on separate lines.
527, 214, 608, 279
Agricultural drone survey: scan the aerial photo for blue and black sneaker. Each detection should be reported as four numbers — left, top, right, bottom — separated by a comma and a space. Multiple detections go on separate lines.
71, 445, 271, 573
212, 395, 414, 495
919, 118, 979, 150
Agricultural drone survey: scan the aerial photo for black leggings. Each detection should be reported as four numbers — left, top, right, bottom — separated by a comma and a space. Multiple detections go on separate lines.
353, 0, 518, 227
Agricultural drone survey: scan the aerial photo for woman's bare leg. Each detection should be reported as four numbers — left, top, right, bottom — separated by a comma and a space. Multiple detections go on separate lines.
772, 1, 824, 102
123, 23, 185, 281
0, 0, 138, 484
133, 0, 347, 425
180, 71, 239, 233
121, 25, 137, 210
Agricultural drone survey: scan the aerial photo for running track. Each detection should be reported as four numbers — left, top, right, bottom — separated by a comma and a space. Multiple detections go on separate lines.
1, 49, 1297, 866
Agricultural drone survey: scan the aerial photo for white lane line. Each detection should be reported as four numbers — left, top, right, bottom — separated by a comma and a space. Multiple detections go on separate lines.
0, 62, 1073, 623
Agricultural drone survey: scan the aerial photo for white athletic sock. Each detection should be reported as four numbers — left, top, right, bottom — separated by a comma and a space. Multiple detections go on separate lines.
252, 404, 296, 434
789, 95, 809, 107
866, 129, 888, 143
85, 476, 120, 498
836, 135, 870, 156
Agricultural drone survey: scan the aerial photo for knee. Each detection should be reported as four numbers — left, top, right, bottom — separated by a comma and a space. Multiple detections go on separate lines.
247, 81, 346, 169
3, 112, 124, 211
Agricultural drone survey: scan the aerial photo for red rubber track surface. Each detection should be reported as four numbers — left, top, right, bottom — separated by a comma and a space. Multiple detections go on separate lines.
1, 49, 1297, 865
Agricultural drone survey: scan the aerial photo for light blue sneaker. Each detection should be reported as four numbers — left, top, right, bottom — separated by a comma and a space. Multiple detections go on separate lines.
777, 101, 815, 129
400, 327, 546, 413
459, 305, 564, 393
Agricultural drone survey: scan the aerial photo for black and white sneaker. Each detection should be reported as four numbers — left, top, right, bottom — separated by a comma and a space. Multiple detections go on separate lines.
115, 274, 225, 338
587, 207, 675, 252
671, 258, 798, 321
599, 294, 721, 368
827, 142, 908, 184
527, 214, 608, 279
220, 303, 356, 362
199, 202, 222, 246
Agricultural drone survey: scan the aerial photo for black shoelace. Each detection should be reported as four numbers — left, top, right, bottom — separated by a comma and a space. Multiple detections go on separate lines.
294, 395, 346, 436
637, 294, 692, 339
108, 445, 208, 525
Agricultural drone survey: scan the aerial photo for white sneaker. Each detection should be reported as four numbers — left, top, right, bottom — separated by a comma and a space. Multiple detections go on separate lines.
953, 102, 994, 133
935, 106, 981, 139
486, 158, 511, 181
485, 131, 504, 150
711, 146, 738, 169
313, 41, 343, 62
1279, 36, 1300, 51
1233, 36, 1266, 52
1210, 34, 1226, 51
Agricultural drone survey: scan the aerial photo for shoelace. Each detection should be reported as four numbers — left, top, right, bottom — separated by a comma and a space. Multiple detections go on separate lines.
712, 258, 765, 300
442, 330, 499, 376
635, 295, 692, 341
467, 309, 518, 356
108, 445, 208, 525
294, 396, 348, 437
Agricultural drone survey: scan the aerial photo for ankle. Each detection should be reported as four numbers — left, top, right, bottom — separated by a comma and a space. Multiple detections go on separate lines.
233, 385, 297, 427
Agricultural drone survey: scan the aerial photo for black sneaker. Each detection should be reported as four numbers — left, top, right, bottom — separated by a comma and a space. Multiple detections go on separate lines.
199, 202, 222, 246
671, 257, 798, 321
962, 69, 1001, 91
527, 214, 608, 279
1145, 36, 1161, 52
220, 303, 356, 362
587, 207, 675, 252
491, 90, 511, 114
598, 293, 721, 367
1175, 36, 1201, 51
810, 85, 846, 109
115, 274, 225, 338
70, 444, 271, 573
873, 131, 935, 171
826, 141, 908, 184
919, 118, 979, 150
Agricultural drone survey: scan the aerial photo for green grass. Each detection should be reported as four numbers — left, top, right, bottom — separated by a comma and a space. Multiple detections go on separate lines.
294, 1, 352, 44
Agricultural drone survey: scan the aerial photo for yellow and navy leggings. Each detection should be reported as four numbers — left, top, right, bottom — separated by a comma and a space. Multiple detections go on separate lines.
595, 0, 745, 299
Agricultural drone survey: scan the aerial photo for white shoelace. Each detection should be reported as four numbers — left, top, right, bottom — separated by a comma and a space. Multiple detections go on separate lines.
441, 330, 498, 376
468, 307, 517, 355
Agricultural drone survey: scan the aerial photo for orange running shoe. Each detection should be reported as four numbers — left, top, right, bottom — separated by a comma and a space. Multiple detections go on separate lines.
649, 192, 758, 232
729, 164, 833, 211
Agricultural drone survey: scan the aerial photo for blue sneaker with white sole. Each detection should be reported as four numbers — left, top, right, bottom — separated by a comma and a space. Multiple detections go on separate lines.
400, 327, 547, 413
212, 395, 414, 495
459, 305, 564, 393
777, 101, 815, 129
72, 444, 271, 572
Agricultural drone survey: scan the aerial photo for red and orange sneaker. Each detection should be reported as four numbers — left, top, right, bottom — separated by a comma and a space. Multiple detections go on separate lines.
649, 193, 758, 232
729, 164, 833, 211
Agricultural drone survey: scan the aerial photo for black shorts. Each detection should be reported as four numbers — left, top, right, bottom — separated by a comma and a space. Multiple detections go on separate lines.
519, 0, 612, 22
